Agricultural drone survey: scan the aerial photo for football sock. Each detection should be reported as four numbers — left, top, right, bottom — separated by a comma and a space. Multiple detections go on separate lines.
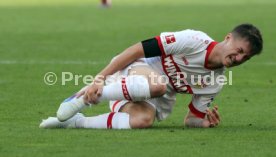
75, 112, 131, 129
98, 75, 151, 102
66, 75, 151, 103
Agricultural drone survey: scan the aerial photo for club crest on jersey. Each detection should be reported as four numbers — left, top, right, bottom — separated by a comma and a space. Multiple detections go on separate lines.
165, 35, 176, 44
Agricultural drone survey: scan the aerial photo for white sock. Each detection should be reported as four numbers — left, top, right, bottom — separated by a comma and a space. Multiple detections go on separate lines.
99, 75, 151, 102
75, 112, 131, 129
63, 75, 151, 104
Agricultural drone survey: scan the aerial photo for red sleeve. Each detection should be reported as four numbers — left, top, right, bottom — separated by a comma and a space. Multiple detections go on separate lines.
188, 102, 206, 119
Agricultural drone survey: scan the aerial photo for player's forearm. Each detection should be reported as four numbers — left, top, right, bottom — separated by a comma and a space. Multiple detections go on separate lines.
96, 42, 145, 79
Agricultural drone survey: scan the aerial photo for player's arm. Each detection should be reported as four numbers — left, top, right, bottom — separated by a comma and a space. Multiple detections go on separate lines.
184, 105, 220, 128
96, 38, 161, 79
99, 43, 145, 78
83, 43, 144, 102
83, 38, 162, 104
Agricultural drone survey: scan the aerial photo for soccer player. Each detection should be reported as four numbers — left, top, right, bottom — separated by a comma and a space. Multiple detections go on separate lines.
100, 0, 111, 7
40, 23, 263, 129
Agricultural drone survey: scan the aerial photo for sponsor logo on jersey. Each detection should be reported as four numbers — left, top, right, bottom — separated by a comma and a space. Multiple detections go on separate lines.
162, 55, 192, 93
165, 35, 176, 44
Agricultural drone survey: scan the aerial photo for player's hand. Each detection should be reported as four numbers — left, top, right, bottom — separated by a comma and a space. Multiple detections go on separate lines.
84, 76, 105, 104
206, 105, 220, 127
75, 86, 88, 98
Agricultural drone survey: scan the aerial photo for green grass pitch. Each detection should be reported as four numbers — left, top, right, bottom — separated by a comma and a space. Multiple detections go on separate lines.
0, 0, 275, 157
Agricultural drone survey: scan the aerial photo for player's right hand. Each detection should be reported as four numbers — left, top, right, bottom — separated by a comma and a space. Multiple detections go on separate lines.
84, 77, 105, 104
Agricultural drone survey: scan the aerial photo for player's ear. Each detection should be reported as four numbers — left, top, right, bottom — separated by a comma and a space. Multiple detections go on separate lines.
224, 33, 232, 41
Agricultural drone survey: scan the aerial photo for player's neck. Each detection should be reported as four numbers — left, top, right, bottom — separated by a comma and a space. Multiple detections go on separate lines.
207, 43, 224, 69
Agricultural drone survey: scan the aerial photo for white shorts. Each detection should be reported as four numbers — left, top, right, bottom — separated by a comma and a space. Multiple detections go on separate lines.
106, 59, 176, 121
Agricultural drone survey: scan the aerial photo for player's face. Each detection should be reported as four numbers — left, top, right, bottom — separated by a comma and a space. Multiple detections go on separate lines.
222, 34, 252, 68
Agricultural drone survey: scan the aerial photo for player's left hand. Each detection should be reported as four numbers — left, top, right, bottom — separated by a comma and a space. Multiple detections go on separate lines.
206, 105, 220, 127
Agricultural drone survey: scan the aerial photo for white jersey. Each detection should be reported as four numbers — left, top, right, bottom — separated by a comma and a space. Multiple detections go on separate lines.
144, 29, 225, 119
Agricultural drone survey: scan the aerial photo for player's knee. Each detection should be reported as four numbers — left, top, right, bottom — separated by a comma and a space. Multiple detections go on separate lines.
150, 83, 167, 97
130, 114, 154, 129
122, 102, 155, 129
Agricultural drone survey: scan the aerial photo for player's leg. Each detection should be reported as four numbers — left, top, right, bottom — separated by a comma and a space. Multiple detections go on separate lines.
56, 86, 90, 121
75, 101, 155, 129
57, 64, 166, 121
57, 74, 154, 121
40, 112, 131, 129
40, 101, 155, 129
119, 101, 156, 128
127, 65, 167, 97
95, 65, 166, 102
39, 113, 84, 129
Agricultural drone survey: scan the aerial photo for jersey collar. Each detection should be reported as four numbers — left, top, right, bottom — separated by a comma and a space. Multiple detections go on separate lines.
204, 41, 218, 70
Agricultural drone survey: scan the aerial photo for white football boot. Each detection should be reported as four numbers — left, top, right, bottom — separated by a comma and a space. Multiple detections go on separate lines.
57, 95, 89, 122
39, 113, 84, 129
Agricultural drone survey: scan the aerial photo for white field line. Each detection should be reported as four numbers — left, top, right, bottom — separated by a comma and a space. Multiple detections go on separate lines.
0, 60, 107, 65
0, 60, 275, 66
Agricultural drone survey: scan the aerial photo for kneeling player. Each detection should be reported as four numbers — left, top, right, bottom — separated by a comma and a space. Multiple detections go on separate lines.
40, 24, 262, 129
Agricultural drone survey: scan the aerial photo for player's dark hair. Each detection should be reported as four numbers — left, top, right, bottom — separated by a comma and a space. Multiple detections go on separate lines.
231, 23, 263, 55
